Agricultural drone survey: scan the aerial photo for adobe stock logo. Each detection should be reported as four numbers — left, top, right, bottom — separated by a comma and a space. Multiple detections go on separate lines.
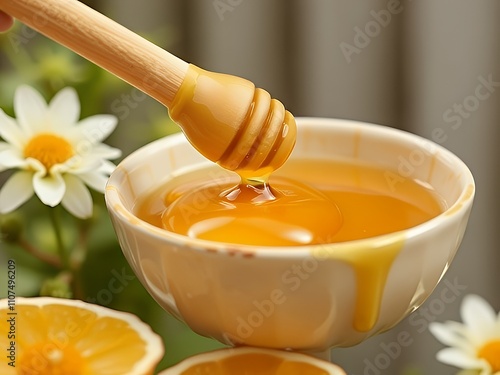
355, 277, 467, 375
222, 255, 323, 344
86, 268, 136, 305
340, 0, 408, 64
213, 0, 244, 21
432, 74, 500, 145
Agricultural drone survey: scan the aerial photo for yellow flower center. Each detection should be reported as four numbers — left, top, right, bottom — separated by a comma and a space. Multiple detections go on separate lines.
24, 133, 74, 170
478, 340, 500, 372
18, 342, 85, 375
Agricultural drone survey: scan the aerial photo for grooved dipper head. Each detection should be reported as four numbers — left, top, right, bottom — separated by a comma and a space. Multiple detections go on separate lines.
169, 64, 296, 176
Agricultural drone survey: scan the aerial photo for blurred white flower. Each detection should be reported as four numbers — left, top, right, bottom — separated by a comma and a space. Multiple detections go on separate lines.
0, 85, 121, 218
429, 294, 500, 375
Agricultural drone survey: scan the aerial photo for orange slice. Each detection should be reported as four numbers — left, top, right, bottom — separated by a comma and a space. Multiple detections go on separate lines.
0, 297, 163, 375
159, 347, 346, 375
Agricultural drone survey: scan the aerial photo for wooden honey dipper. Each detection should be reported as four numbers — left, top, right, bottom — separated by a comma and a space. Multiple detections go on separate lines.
0, 0, 296, 174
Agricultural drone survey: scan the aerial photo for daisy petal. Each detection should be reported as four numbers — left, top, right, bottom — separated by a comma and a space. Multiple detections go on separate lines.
14, 85, 49, 135
461, 295, 497, 340
0, 149, 29, 169
77, 171, 109, 192
98, 160, 117, 175
25, 158, 47, 174
61, 174, 93, 219
89, 144, 122, 160
0, 171, 35, 213
33, 172, 66, 207
0, 109, 25, 148
70, 155, 117, 175
77, 115, 118, 144
49, 87, 81, 129
0, 142, 10, 152
436, 347, 485, 370
65, 152, 105, 173
430, 322, 467, 348
430, 321, 478, 354
50, 162, 72, 176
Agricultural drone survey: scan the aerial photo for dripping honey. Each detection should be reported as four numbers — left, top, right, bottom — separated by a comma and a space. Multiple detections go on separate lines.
134, 158, 445, 246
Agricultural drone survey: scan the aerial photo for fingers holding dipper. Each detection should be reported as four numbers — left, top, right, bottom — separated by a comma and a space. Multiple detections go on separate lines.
0, 10, 14, 32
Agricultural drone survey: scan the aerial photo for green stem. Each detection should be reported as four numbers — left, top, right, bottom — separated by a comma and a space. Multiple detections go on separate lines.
17, 238, 62, 268
49, 206, 69, 270
71, 222, 90, 269
70, 223, 91, 300
71, 268, 84, 300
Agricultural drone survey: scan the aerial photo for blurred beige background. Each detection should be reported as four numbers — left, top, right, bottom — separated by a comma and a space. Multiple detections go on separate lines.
3, 0, 500, 373
92, 0, 500, 373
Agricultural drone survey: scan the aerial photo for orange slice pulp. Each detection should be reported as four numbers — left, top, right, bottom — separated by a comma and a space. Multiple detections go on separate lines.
159, 347, 346, 375
0, 297, 163, 375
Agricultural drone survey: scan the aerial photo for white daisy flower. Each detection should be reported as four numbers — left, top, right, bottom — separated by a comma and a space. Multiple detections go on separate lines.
0, 85, 121, 219
429, 294, 500, 375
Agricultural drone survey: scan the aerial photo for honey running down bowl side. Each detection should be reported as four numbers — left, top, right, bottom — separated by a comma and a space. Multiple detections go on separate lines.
105, 118, 474, 352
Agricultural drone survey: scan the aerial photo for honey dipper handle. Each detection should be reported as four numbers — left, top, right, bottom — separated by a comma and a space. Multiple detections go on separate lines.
0, 0, 188, 107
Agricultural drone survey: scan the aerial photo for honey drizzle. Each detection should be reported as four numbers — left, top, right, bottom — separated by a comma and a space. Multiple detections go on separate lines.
314, 234, 404, 332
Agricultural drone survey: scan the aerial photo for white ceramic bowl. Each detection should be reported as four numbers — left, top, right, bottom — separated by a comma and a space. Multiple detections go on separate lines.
105, 118, 474, 352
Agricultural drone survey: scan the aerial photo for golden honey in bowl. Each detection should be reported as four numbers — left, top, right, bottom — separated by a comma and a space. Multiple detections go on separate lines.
135, 158, 445, 246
